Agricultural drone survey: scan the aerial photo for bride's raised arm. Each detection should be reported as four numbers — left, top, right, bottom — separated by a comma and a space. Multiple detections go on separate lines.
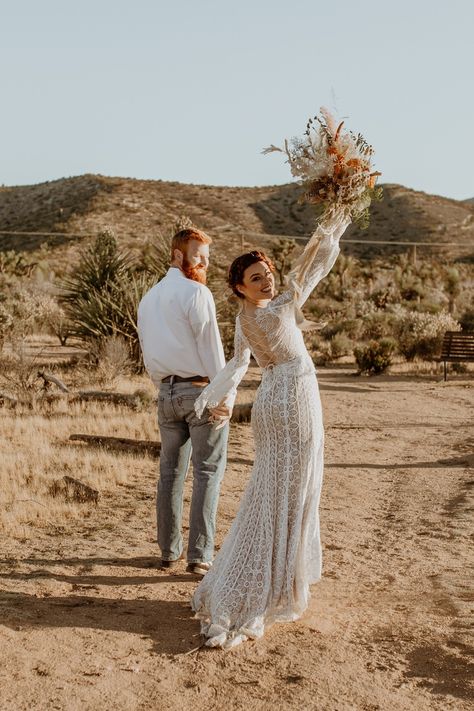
285, 209, 351, 308
195, 319, 251, 419
264, 108, 379, 313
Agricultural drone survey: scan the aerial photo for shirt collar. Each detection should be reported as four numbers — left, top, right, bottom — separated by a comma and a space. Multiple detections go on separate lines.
167, 266, 186, 279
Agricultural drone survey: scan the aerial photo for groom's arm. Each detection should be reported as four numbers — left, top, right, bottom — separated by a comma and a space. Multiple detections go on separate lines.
188, 286, 226, 380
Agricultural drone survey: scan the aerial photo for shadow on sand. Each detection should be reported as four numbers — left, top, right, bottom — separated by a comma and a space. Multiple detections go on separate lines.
0, 554, 205, 655
0, 585, 200, 655
326, 454, 473, 470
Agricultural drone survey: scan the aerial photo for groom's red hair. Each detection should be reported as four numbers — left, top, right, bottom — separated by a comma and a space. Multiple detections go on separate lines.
171, 228, 212, 260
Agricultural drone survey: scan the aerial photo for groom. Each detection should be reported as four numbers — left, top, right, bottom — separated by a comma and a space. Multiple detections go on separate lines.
137, 228, 231, 576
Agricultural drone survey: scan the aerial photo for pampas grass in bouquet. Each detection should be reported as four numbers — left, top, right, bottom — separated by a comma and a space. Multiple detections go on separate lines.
263, 108, 382, 228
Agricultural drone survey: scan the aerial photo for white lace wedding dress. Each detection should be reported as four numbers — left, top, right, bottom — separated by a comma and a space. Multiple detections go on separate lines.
192, 210, 350, 649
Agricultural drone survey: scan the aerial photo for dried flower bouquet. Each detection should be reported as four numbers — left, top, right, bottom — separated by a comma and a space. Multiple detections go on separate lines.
263, 108, 382, 227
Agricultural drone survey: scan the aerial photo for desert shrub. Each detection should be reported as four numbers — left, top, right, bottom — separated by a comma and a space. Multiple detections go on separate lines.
417, 299, 444, 315
136, 234, 171, 280
319, 300, 366, 339
270, 238, 297, 287
369, 288, 392, 309
62, 229, 133, 310
45, 306, 74, 346
216, 314, 236, 361
136, 216, 192, 278
339, 318, 363, 339
307, 331, 352, 364
321, 272, 344, 302
87, 336, 132, 387
0, 250, 37, 277
443, 267, 460, 314
320, 309, 369, 341
360, 310, 394, 340
459, 308, 474, 332
329, 333, 353, 359
0, 302, 13, 348
0, 345, 46, 406
61, 230, 157, 364
312, 341, 331, 366
393, 310, 461, 361
0, 288, 61, 345
105, 272, 158, 363
213, 288, 238, 361
354, 338, 395, 375
451, 362, 468, 374
64, 270, 156, 365
400, 282, 425, 302
327, 254, 360, 299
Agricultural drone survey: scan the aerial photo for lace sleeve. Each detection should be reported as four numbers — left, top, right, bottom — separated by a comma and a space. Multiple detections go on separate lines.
286, 210, 351, 307
194, 319, 251, 418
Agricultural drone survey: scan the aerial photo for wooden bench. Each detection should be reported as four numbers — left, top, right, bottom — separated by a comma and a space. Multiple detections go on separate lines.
438, 331, 474, 380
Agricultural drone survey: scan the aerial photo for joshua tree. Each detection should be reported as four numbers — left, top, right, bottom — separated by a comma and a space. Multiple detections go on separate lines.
60, 228, 155, 365
443, 267, 460, 314
271, 238, 297, 286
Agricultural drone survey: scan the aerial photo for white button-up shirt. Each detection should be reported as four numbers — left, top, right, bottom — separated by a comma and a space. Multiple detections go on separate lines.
137, 267, 226, 387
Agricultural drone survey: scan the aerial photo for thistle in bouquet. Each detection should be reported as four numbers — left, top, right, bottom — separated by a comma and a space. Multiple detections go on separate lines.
263, 108, 382, 228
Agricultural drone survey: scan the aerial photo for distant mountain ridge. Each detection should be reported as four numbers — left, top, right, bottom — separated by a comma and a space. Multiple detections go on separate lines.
0, 175, 473, 263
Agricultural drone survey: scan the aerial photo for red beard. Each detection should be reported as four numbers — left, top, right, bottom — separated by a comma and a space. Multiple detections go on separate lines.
182, 257, 207, 284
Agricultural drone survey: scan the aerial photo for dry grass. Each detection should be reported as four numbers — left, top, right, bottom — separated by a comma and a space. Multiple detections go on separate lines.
0, 374, 158, 540
1, 337, 471, 541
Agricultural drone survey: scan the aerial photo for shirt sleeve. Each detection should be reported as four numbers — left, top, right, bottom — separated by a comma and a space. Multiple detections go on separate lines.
276, 209, 351, 308
188, 286, 226, 379
194, 320, 251, 418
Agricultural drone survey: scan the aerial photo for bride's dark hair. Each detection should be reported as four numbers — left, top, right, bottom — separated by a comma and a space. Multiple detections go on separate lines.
227, 250, 275, 299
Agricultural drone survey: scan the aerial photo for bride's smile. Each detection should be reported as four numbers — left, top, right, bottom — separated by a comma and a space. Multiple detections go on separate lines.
233, 257, 276, 304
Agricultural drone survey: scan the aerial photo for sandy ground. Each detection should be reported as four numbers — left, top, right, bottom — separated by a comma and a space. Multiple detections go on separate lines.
0, 367, 473, 711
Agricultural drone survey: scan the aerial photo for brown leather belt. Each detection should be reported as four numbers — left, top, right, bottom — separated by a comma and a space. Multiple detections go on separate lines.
161, 375, 210, 384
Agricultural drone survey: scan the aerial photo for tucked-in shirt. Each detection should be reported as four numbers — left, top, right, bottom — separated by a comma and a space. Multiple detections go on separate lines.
137, 267, 226, 387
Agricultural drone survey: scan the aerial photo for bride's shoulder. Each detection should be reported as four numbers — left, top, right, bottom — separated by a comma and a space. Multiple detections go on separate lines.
269, 290, 295, 309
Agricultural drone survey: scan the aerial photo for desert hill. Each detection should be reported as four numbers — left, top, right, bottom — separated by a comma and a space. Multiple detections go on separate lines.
0, 175, 473, 264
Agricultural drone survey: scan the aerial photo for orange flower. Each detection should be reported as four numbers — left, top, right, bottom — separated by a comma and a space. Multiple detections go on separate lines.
346, 158, 363, 170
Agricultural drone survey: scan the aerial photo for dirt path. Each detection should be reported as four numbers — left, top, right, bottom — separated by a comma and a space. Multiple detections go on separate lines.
1, 370, 473, 710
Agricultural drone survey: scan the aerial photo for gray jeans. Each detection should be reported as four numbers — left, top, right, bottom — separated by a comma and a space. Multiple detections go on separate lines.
157, 380, 229, 563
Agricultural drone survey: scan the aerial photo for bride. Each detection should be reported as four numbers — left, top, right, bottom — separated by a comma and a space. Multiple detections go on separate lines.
191, 208, 351, 649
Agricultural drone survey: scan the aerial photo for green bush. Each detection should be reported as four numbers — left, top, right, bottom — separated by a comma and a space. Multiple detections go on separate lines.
354, 339, 395, 375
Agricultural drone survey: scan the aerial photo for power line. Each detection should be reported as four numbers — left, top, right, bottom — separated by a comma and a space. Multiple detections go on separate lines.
0, 228, 470, 249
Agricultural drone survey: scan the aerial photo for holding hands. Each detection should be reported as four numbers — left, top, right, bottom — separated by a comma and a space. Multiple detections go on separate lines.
209, 401, 233, 429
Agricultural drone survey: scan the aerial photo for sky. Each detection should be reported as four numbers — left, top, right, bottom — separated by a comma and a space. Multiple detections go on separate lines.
1, 0, 473, 200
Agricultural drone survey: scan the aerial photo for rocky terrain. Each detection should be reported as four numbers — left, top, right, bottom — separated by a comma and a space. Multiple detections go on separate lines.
0, 176, 473, 267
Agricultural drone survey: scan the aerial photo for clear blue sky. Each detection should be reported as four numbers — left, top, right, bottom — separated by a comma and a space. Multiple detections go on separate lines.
1, 0, 473, 200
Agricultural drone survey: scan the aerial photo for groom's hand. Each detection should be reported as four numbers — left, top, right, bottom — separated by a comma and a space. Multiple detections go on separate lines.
209, 403, 233, 429
209, 404, 232, 418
